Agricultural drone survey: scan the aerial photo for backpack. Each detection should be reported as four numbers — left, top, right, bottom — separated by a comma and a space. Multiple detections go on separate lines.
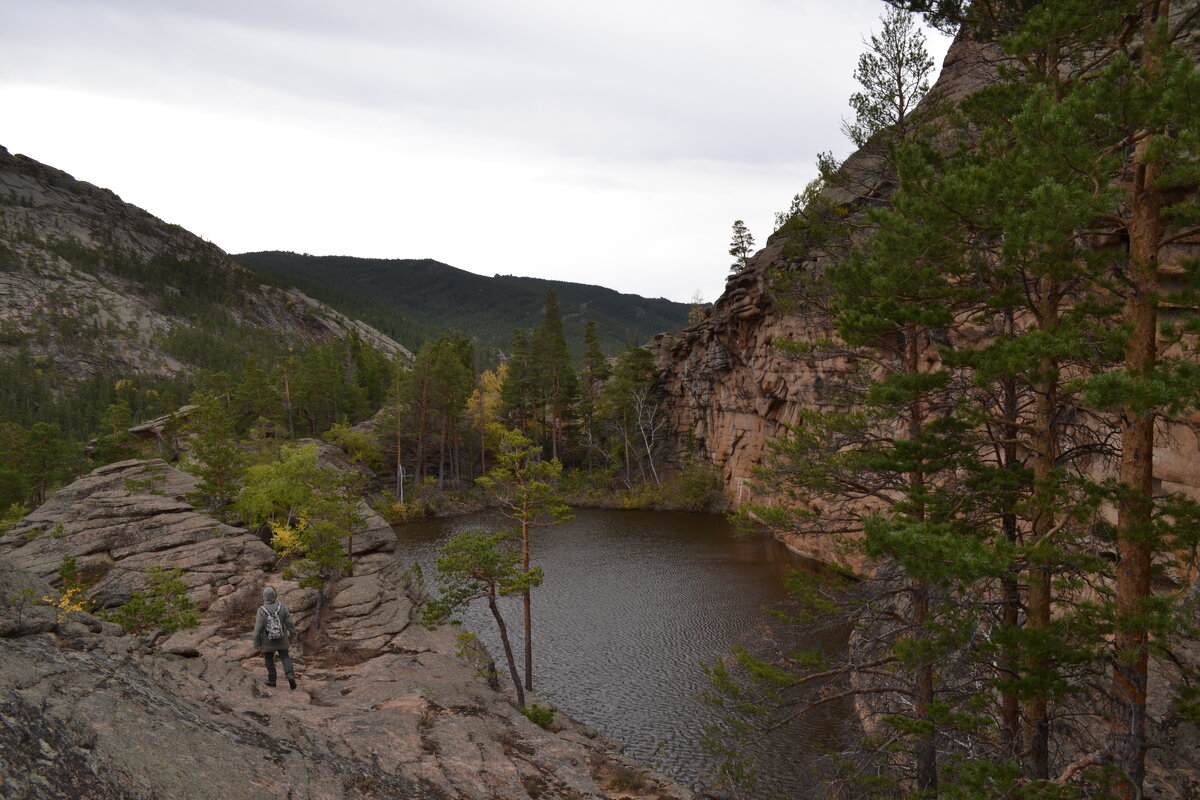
262, 604, 284, 640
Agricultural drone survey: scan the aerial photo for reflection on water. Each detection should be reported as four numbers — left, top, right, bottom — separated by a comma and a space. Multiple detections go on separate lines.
393, 507, 847, 797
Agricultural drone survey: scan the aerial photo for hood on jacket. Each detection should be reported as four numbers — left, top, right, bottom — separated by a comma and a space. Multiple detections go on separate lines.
262, 586, 278, 604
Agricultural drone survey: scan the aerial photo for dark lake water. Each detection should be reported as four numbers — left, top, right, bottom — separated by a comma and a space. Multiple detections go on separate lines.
393, 508, 847, 798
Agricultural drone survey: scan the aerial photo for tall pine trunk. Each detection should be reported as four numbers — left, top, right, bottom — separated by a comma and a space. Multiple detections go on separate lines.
1023, 343, 1059, 780
1000, 364, 1022, 755
905, 331, 938, 794
1109, 114, 1164, 800
522, 518, 533, 693
488, 591, 525, 708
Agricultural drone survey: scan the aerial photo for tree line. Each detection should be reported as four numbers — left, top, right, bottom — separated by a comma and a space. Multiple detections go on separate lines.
379, 288, 684, 502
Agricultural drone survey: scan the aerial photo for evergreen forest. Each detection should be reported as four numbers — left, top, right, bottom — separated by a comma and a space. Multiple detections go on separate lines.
704, 2, 1200, 799
234, 251, 694, 361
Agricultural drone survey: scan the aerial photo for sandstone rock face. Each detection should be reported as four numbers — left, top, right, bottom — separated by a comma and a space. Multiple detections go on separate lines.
652, 36, 1200, 566
651, 247, 854, 564
0, 145, 411, 380
0, 461, 691, 800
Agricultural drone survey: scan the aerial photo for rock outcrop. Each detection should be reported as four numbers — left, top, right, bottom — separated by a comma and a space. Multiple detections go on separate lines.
0, 460, 691, 800
651, 33, 1200, 565
0, 144, 411, 381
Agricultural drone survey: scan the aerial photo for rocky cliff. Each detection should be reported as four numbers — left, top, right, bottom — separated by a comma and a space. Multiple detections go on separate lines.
0, 459, 690, 800
0, 145, 410, 382
651, 33, 1200, 565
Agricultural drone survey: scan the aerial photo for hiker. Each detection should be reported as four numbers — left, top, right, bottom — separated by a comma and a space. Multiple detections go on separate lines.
253, 586, 300, 689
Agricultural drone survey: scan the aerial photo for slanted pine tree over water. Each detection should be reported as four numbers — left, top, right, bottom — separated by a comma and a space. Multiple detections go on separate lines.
712, 2, 1200, 798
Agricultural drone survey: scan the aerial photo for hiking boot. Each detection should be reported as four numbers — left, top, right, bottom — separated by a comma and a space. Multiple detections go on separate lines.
266, 681, 276, 687
288, 677, 297, 690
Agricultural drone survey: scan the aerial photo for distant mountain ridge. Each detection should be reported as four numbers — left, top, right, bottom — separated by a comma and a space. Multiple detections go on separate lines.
234, 251, 693, 359
0, 145, 409, 435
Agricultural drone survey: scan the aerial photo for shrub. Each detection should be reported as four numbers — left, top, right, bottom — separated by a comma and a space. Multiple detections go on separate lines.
672, 461, 724, 512
558, 467, 618, 503
0, 502, 26, 535
607, 765, 652, 793
520, 703, 556, 729
104, 567, 199, 636
374, 498, 432, 524
322, 422, 384, 471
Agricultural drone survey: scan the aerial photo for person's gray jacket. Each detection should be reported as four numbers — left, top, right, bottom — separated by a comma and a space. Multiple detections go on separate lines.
252, 587, 299, 652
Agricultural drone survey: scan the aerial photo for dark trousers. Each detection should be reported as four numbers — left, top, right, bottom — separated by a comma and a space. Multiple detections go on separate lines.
263, 649, 294, 684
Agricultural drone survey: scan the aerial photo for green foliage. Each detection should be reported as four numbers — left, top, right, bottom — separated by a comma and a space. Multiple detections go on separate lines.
728, 219, 755, 274
92, 401, 141, 465
235, 444, 362, 598
529, 290, 578, 459
0, 349, 190, 448
477, 427, 572, 533
519, 703, 556, 729
10, 421, 80, 507
477, 427, 570, 693
498, 291, 578, 459
0, 501, 27, 535
721, 4, 1200, 798
844, 6, 934, 147
672, 457, 724, 513
58, 554, 81, 590
420, 529, 543, 625
233, 251, 692, 362
399, 335, 474, 489
181, 392, 248, 511
103, 567, 199, 636
420, 528, 542, 707
323, 421, 384, 472
590, 346, 667, 488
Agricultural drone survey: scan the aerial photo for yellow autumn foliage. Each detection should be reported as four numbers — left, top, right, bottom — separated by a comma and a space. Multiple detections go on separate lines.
43, 585, 89, 623
269, 513, 310, 556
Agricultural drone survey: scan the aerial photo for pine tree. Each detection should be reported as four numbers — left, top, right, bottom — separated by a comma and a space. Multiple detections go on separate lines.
773, 193, 805, 232
578, 320, 611, 469
92, 400, 138, 465
427, 336, 473, 489
181, 392, 248, 512
421, 529, 542, 708
743, 3, 1200, 796
476, 427, 571, 693
501, 329, 537, 434
22, 422, 77, 507
728, 220, 755, 274
843, 6, 935, 147
530, 290, 578, 461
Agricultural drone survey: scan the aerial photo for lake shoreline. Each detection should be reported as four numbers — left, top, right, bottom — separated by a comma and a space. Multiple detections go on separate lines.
392, 507, 848, 797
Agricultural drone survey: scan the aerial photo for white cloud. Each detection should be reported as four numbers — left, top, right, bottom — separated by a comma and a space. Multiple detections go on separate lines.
0, 0, 951, 304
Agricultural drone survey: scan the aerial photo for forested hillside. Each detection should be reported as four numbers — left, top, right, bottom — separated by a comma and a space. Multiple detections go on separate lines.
234, 251, 693, 360
0, 141, 715, 530
0, 146, 407, 511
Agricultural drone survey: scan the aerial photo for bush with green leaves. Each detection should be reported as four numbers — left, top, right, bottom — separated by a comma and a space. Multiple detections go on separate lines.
104, 567, 199, 636
0, 501, 26, 535
234, 444, 363, 624
322, 421, 384, 471
520, 703, 556, 729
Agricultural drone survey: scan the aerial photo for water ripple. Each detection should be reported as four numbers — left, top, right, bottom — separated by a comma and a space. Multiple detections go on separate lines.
393, 508, 847, 798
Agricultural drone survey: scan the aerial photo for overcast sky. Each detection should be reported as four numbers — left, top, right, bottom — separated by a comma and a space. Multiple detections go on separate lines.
0, 0, 950, 304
